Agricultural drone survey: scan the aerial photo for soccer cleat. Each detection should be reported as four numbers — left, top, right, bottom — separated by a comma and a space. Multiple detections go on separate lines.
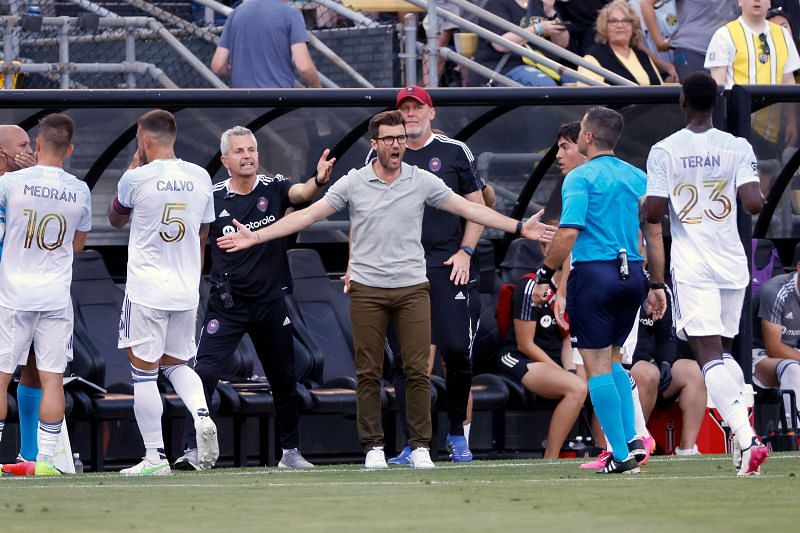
596, 454, 640, 475
387, 446, 412, 466
34, 461, 62, 476
675, 445, 701, 456
627, 437, 647, 464
408, 447, 436, 469
278, 449, 314, 469
732, 436, 742, 470
737, 437, 768, 477
446, 434, 473, 462
120, 458, 172, 476
173, 449, 200, 471
195, 416, 219, 470
2, 460, 36, 476
364, 447, 388, 469
579, 450, 611, 470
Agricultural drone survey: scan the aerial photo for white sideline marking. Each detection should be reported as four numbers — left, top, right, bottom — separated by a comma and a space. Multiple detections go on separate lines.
2, 473, 794, 490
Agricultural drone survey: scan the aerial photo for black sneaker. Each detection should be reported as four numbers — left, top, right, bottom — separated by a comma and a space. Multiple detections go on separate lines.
627, 437, 646, 463
597, 454, 640, 475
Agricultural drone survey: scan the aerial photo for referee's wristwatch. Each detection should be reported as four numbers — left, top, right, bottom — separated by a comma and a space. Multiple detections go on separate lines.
649, 282, 667, 290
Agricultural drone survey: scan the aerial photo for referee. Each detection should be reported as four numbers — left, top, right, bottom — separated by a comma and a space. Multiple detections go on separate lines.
175, 126, 335, 470
533, 107, 660, 474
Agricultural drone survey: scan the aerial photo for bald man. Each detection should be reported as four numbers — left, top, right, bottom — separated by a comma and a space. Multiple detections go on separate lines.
0, 124, 42, 473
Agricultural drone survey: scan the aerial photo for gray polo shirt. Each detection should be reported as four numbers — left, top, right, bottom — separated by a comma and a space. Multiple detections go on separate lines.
757, 272, 800, 349
323, 161, 454, 289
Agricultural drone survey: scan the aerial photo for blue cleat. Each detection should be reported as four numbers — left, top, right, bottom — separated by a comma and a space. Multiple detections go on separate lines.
387, 446, 412, 466
446, 434, 473, 462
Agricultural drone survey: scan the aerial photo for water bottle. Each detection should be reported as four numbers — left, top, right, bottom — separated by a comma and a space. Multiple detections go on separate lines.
572, 436, 590, 458
666, 420, 675, 454
28, 3, 42, 17
73, 452, 84, 474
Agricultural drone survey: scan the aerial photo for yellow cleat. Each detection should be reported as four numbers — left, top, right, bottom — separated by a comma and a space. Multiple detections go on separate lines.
34, 461, 62, 476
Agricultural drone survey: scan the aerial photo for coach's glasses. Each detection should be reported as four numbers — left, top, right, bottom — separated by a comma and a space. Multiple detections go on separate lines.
758, 33, 770, 64
374, 135, 408, 146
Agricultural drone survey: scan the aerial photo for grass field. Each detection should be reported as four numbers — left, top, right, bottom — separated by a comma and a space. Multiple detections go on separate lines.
2, 453, 799, 532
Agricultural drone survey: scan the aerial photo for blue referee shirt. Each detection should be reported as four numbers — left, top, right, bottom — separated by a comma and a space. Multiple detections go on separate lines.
560, 154, 646, 263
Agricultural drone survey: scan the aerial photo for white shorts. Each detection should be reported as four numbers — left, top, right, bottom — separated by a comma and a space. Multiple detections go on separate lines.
672, 281, 745, 341
118, 295, 197, 363
0, 304, 74, 374
572, 311, 638, 366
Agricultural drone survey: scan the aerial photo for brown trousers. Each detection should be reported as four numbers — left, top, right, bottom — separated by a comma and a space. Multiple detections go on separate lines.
349, 281, 432, 452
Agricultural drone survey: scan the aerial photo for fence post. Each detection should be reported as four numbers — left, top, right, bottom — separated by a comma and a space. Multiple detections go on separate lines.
403, 13, 417, 86
426, 0, 437, 88
58, 18, 70, 89
125, 24, 136, 88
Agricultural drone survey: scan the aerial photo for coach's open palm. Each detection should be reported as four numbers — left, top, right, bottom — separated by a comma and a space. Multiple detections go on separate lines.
521, 209, 556, 242
217, 219, 258, 252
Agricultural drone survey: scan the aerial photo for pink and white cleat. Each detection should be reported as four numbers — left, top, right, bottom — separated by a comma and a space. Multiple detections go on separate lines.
579, 450, 611, 469
737, 437, 768, 476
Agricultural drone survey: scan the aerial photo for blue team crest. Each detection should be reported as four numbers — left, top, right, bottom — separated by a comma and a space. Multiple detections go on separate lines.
257, 197, 268, 212
428, 157, 442, 172
206, 319, 220, 335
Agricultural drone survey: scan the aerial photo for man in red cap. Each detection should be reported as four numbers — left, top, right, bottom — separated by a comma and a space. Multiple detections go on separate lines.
367, 86, 489, 463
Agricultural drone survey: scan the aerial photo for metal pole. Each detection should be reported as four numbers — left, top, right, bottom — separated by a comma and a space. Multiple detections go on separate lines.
317, 71, 339, 88
307, 32, 374, 88
3, 19, 15, 89
404, 0, 613, 87
191, 0, 232, 16
146, 63, 178, 88
148, 19, 226, 88
58, 18, 70, 89
437, 46, 521, 87
427, 0, 438, 88
63, 0, 119, 18
311, 0, 378, 27
121, 0, 219, 43
125, 25, 136, 88
204, 7, 214, 25
440, 0, 635, 86
403, 13, 417, 86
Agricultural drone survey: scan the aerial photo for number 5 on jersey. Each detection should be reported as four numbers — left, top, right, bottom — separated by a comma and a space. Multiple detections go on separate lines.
160, 202, 187, 243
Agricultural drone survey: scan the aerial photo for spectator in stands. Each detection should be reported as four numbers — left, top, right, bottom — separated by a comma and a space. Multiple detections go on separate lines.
211, 0, 321, 88
217, 110, 556, 469
0, 125, 42, 474
470, 0, 569, 86
629, 291, 706, 455
554, 0, 610, 56
754, 243, 800, 429
495, 239, 587, 459
577, 0, 666, 85
0, 114, 91, 476
174, 127, 335, 471
641, 0, 739, 81
368, 87, 485, 465
109, 110, 219, 476
705, 0, 800, 157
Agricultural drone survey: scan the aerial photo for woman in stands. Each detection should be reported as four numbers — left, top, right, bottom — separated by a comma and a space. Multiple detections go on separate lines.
577, 0, 664, 85
494, 238, 588, 459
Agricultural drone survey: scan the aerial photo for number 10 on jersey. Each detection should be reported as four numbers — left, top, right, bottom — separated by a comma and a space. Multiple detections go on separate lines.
23, 209, 67, 250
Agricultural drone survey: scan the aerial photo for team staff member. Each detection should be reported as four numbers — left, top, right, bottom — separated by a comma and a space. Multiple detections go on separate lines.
218, 111, 556, 470
533, 107, 660, 474
371, 86, 485, 464
176, 126, 335, 470
0, 114, 91, 476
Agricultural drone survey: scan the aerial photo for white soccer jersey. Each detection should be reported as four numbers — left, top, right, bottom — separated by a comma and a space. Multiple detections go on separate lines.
117, 159, 214, 311
647, 128, 760, 289
0, 166, 91, 311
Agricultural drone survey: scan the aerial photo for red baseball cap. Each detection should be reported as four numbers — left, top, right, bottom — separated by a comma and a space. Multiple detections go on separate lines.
396, 85, 433, 107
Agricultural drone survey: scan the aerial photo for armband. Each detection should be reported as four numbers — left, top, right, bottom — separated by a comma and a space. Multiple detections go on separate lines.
536, 265, 555, 285
112, 196, 132, 215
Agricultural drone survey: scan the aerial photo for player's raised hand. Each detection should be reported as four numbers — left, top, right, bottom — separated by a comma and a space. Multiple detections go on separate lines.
316, 148, 336, 184
521, 209, 556, 242
14, 150, 36, 169
217, 219, 259, 252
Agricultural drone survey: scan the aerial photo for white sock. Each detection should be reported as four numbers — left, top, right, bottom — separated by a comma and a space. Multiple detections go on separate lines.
722, 353, 746, 393
703, 360, 753, 448
0, 419, 4, 443
131, 364, 164, 458
629, 371, 651, 438
463, 423, 471, 445
777, 360, 800, 427
37, 419, 62, 462
163, 364, 210, 422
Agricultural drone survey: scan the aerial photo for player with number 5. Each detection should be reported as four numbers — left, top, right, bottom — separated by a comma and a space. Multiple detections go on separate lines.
108, 110, 218, 476
0, 114, 90, 476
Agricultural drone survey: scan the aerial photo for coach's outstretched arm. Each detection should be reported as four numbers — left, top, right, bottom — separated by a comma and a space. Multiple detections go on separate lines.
218, 198, 338, 252
439, 194, 556, 242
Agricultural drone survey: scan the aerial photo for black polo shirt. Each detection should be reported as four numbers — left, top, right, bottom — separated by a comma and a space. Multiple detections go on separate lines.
208, 174, 293, 302
366, 133, 483, 266
507, 276, 564, 362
